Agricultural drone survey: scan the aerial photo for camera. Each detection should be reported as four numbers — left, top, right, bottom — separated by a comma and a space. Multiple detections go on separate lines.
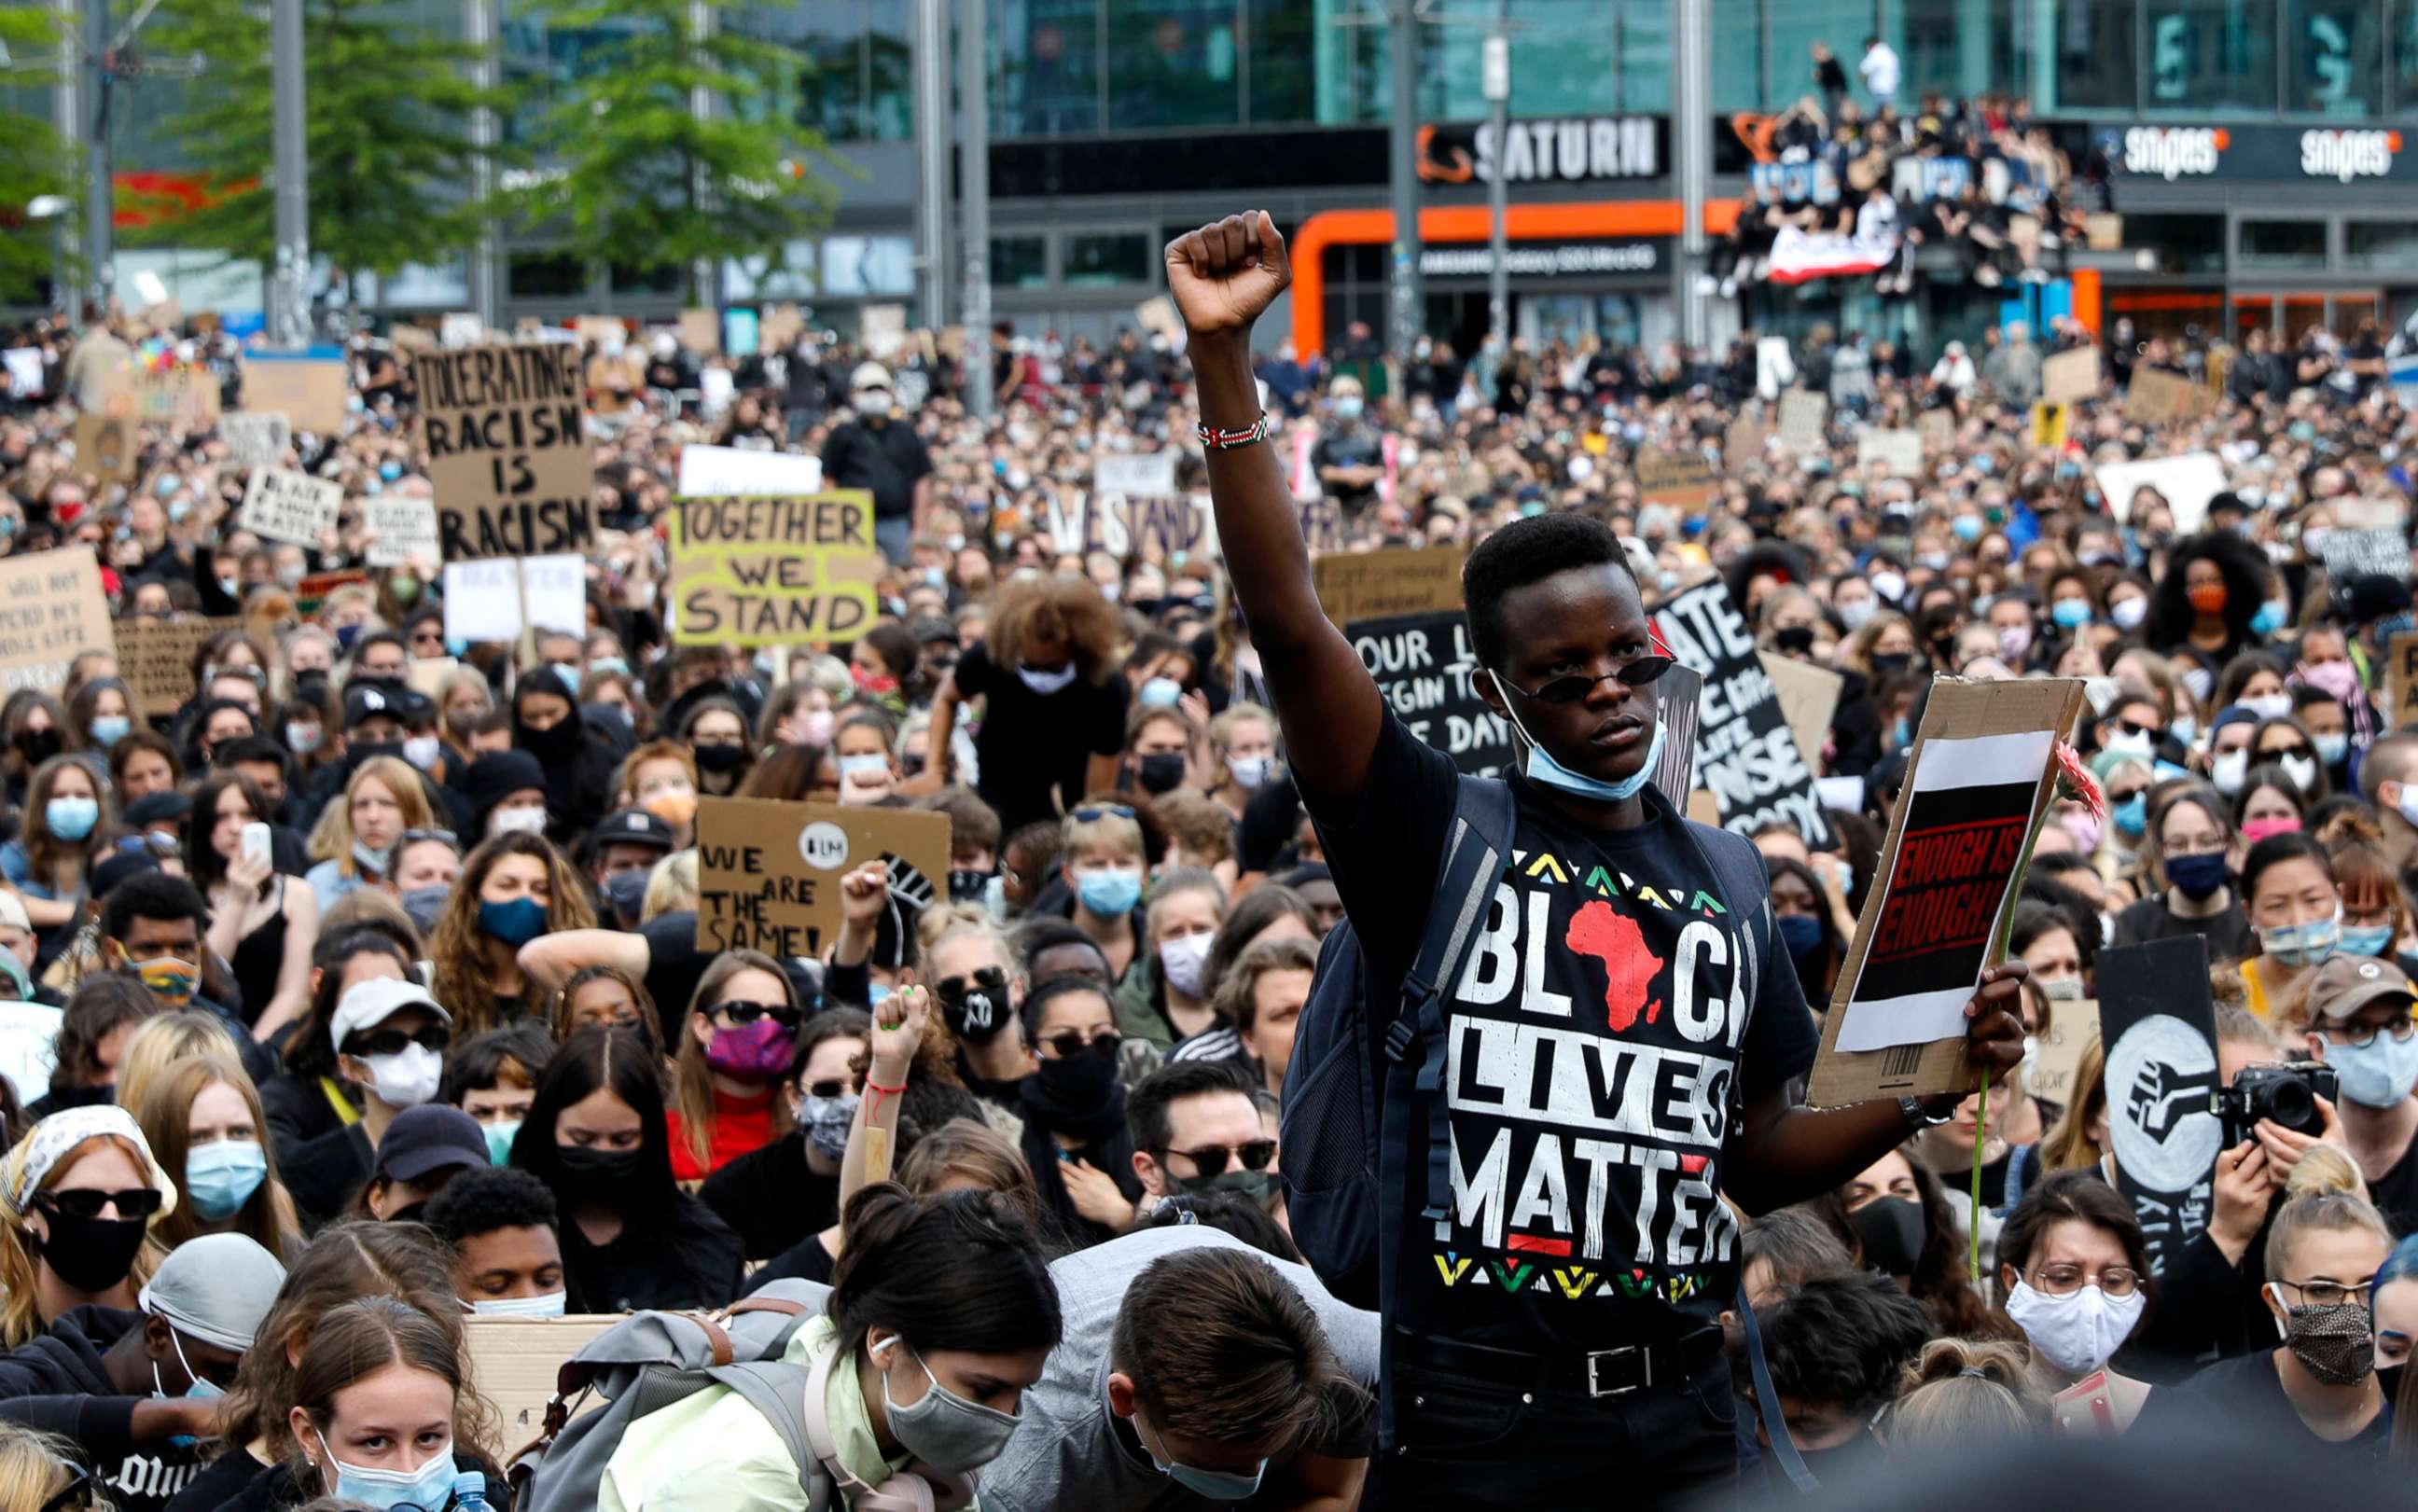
2216, 1061, 2337, 1147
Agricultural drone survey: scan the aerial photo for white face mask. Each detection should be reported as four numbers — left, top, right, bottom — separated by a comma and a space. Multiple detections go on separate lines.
466, 1290, 567, 1319
2242, 692, 2293, 722
2109, 597, 2147, 631
2279, 753, 2318, 793
492, 805, 549, 836
1227, 755, 1272, 791
357, 1043, 443, 1109
2005, 1280, 2146, 1376
1158, 931, 1214, 1000
401, 735, 441, 771
2211, 746, 2249, 795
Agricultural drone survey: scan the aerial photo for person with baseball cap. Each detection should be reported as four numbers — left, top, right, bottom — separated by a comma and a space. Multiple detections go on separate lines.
276, 978, 453, 1228
355, 1104, 491, 1225
2291, 954, 2418, 1235
585, 809, 674, 927
820, 360, 933, 562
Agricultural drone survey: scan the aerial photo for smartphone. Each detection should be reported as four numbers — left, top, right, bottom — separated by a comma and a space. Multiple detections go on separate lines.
239, 822, 272, 868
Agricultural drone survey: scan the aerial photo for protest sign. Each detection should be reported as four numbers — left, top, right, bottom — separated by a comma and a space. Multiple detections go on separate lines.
0, 548, 112, 696
413, 341, 594, 560
135, 368, 220, 427
1342, 612, 1512, 777
441, 312, 486, 348
1652, 663, 1705, 798
1650, 581, 1831, 848
2, 349, 41, 398
678, 308, 721, 355
117, 616, 240, 714
0, 1002, 61, 1109
575, 316, 626, 353
2024, 995, 2100, 1109
72, 412, 139, 481
1855, 428, 1923, 478
293, 570, 366, 619
1046, 492, 1217, 562
761, 304, 803, 351
1634, 445, 1716, 506
1134, 297, 1183, 340
2391, 631, 2418, 732
1298, 494, 1344, 552
219, 412, 290, 472
1777, 389, 1828, 454
243, 356, 350, 435
2030, 402, 2069, 451
239, 467, 342, 548
366, 495, 442, 568
861, 304, 907, 357
2124, 367, 2215, 425
669, 493, 880, 645
696, 798, 952, 956
441, 555, 585, 644
466, 1314, 618, 1445
1095, 451, 1178, 501
2041, 346, 2102, 406
2098, 936, 2221, 1277
2319, 529, 2409, 582
676, 444, 824, 498
1758, 652, 1843, 772
1920, 409, 1956, 456
1313, 546, 1465, 626
1809, 676, 2083, 1106
1723, 415, 1768, 472
405, 657, 458, 700
2093, 451, 2228, 534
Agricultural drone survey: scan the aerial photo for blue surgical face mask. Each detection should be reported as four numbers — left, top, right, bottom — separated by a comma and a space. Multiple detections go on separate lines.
184, 1138, 268, 1220
2112, 794, 2147, 839
2328, 1032, 2418, 1109
1490, 672, 1667, 804
2314, 732, 2349, 768
2050, 600, 2092, 631
2338, 923, 2397, 959
89, 714, 132, 747
311, 1431, 458, 1512
2260, 909, 2341, 970
1138, 676, 1183, 709
479, 895, 548, 947
1142, 1416, 1266, 1502
1076, 866, 1143, 918
2250, 601, 2287, 637
45, 796, 98, 842
1333, 395, 1364, 420
838, 753, 890, 786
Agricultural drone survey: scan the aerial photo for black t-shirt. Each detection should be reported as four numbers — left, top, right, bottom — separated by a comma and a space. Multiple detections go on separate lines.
699, 1132, 839, 1260
820, 418, 933, 520
1238, 775, 1304, 873
2111, 893, 2256, 963
2364, 1136, 2418, 1240
2135, 1349, 2390, 1463
1308, 711, 1818, 1352
952, 642, 1128, 837
641, 910, 709, 1044
564, 1192, 746, 1312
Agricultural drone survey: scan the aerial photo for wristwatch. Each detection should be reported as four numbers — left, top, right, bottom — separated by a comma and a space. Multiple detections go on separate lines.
1899, 1095, 1957, 1129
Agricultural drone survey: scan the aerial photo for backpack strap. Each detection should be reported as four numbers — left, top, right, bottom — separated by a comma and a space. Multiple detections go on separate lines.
1739, 1296, 1817, 1492
797, 1338, 974, 1512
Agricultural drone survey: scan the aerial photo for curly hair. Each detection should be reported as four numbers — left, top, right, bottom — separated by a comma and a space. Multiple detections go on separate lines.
422, 1163, 560, 1249
984, 573, 1123, 687
427, 832, 598, 1038
2143, 530, 2272, 656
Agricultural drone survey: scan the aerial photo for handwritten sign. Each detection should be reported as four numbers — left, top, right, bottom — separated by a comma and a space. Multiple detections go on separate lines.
2391, 631, 2418, 732
2125, 367, 2215, 426
1343, 611, 1511, 777
0, 548, 113, 696
441, 555, 585, 644
1920, 409, 1956, 455
1724, 415, 1768, 472
366, 495, 442, 568
1634, 445, 1716, 506
413, 342, 594, 560
135, 368, 220, 427
2042, 346, 2101, 407
1314, 546, 1465, 625
219, 412, 290, 472
117, 616, 240, 714
670, 493, 880, 645
72, 413, 139, 481
2094, 451, 2229, 534
1095, 451, 1178, 500
239, 468, 343, 548
243, 356, 349, 435
1046, 492, 1219, 562
696, 798, 951, 956
1778, 389, 1828, 455
1855, 428, 1923, 478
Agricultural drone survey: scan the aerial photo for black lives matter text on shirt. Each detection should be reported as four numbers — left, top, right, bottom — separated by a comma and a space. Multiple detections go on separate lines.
1649, 581, 1831, 847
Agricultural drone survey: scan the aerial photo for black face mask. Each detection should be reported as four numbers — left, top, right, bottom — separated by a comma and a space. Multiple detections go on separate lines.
692, 742, 746, 775
1867, 652, 1912, 677
386, 1200, 429, 1227
30, 1205, 147, 1294
1135, 753, 1188, 795
947, 867, 994, 905
14, 729, 60, 765
520, 716, 580, 756
1849, 1196, 1925, 1278
938, 967, 1013, 1042
554, 1144, 645, 1196
1772, 625, 1817, 657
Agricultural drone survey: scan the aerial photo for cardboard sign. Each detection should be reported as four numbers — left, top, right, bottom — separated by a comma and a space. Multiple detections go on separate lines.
678, 308, 721, 355
1134, 296, 1183, 339
1920, 409, 1956, 456
2094, 451, 2228, 534
219, 412, 290, 472
2041, 346, 2102, 407
1342, 610, 1510, 777
1095, 451, 1178, 500
761, 304, 803, 352
366, 494, 443, 568
669, 493, 881, 645
135, 368, 220, 427
293, 569, 366, 620
0, 1001, 62, 1109
2125, 366, 2215, 426
677, 444, 824, 497
1048, 492, 1220, 563
117, 615, 241, 714
1635, 446, 1716, 506
441, 555, 586, 644
1313, 546, 1466, 626
2390, 630, 2418, 732
1855, 428, 1923, 478
72, 412, 140, 481
2319, 528, 2409, 583
0, 548, 113, 696
695, 798, 952, 956
2031, 402, 2070, 451
2099, 936, 2221, 1278
466, 1314, 619, 1445
1758, 652, 1842, 773
859, 304, 906, 358
1723, 415, 1768, 472
243, 356, 350, 435
2025, 994, 2100, 1109
574, 315, 626, 354
1810, 677, 2084, 1107
1652, 663, 1706, 798
1650, 581, 1831, 848
412, 342, 595, 560
239, 467, 343, 548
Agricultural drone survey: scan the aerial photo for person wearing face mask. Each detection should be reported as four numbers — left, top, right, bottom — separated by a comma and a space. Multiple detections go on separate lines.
1826, 1146, 2005, 1339
822, 362, 936, 563
922, 917, 1035, 1111
0, 1106, 183, 1363
1016, 977, 1146, 1245
1204, 704, 1279, 825
3, 754, 112, 940
2144, 533, 2271, 682
699, 1009, 869, 1264
2250, 714, 2332, 805
0, 1229, 282, 1512
2285, 957, 2418, 1236
509, 669, 617, 839
2240, 833, 2345, 1020
1311, 376, 1383, 515
2113, 788, 2255, 960
276, 979, 457, 1228
1749, 1271, 1933, 1491
511, 1026, 745, 1311
1127, 1060, 1281, 1215
1113, 870, 1227, 1058
424, 1165, 569, 1319
271, 1297, 501, 1512
583, 809, 675, 929
427, 832, 598, 1041
131, 1058, 301, 1264
464, 749, 552, 843
96, 873, 280, 1089
1995, 1172, 2156, 1431
601, 1184, 1061, 1511
1119, 707, 1197, 800
666, 951, 805, 1184
1054, 805, 1151, 984
2136, 1187, 2393, 1463
1767, 857, 1846, 1011
2202, 707, 2261, 798
680, 698, 759, 799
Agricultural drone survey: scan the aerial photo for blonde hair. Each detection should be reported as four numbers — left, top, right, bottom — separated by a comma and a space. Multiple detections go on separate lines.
1061, 807, 1143, 860
1887, 1339, 2045, 1455
2285, 1144, 2367, 1202
643, 850, 700, 922
306, 756, 437, 876
2037, 1034, 2106, 1174
1207, 701, 1274, 756
115, 1010, 245, 1119
0, 1423, 98, 1510
0, 1131, 162, 1346
919, 906, 1015, 969
2264, 1187, 2391, 1282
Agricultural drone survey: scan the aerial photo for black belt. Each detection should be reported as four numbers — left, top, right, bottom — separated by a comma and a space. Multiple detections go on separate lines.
1392, 1324, 1724, 1401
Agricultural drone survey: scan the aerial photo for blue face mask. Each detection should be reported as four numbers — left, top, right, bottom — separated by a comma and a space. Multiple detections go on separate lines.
2260, 911, 2340, 970
2338, 923, 2397, 959
1776, 911, 1827, 964
2314, 732, 2349, 768
1516, 712, 1667, 805
184, 1139, 268, 1220
1951, 515, 1983, 542
1077, 867, 1143, 919
479, 896, 548, 947
2050, 600, 2092, 631
45, 796, 98, 842
838, 753, 890, 785
2112, 794, 2147, 839
311, 1432, 459, 1512
89, 714, 132, 747
2163, 852, 2230, 903
2328, 1032, 2418, 1109
1138, 676, 1183, 709
1142, 1418, 1266, 1502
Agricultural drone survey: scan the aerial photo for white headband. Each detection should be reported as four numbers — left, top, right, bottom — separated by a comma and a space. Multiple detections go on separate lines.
5, 1105, 176, 1222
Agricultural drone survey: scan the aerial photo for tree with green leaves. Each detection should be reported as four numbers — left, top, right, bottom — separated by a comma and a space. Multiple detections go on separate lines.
137, 0, 510, 284
0, 7, 72, 302
514, 0, 843, 303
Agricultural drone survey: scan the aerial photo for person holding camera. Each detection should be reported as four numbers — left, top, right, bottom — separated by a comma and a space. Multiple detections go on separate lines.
2281, 955, 2418, 1236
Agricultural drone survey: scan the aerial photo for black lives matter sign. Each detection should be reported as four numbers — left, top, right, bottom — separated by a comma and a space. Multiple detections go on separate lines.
413, 342, 594, 560
1650, 580, 1829, 846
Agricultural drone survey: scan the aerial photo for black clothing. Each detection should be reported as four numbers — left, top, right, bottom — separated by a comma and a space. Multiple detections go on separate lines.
744, 1230, 840, 1294
952, 641, 1128, 837
0, 1306, 207, 1512
1018, 1083, 1143, 1250
279, 1120, 373, 1230
821, 418, 934, 521
23, 1082, 113, 1121
229, 877, 291, 1026
2111, 892, 2256, 962
163, 1450, 274, 1512
563, 1191, 746, 1312
641, 910, 710, 1047
2134, 1349, 2389, 1464
1310, 426, 1383, 514
261, 1067, 354, 1158
699, 1133, 839, 1261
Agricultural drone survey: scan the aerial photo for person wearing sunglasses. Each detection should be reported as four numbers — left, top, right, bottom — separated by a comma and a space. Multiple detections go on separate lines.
700, 1007, 870, 1264
1166, 212, 2025, 1511
668, 950, 805, 1184
1017, 975, 1145, 1245
276, 978, 454, 1229
1129, 1059, 1280, 1214
0, 1426, 107, 1512
0, 1106, 179, 1350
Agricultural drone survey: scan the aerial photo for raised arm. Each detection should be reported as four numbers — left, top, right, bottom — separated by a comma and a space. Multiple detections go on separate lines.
1165, 214, 1384, 809
842, 982, 930, 1206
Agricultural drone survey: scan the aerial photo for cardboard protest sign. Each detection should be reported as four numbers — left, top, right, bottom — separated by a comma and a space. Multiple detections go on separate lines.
219, 412, 290, 472
1723, 415, 1768, 472
0, 1002, 61, 1109
1135, 297, 1183, 340
117, 616, 240, 714
2390, 631, 2418, 732
72, 413, 139, 481
2098, 936, 2221, 1277
761, 304, 803, 351
0, 548, 113, 696
1095, 451, 1178, 500
405, 656, 458, 700
441, 312, 486, 349
1777, 389, 1828, 454
574, 316, 626, 354
1047, 492, 1217, 562
677, 444, 824, 497
1313, 545, 1465, 626
135, 368, 220, 427
239, 468, 343, 548
1634, 445, 1716, 506
294, 569, 367, 619
466, 1314, 618, 1445
1652, 662, 1706, 798
441, 555, 585, 644
2024, 995, 2100, 1109
2030, 402, 2069, 451
669, 493, 880, 645
2041, 346, 2102, 407
2125, 367, 2215, 425
2093, 451, 2228, 534
2319, 529, 2409, 582
412, 342, 594, 560
696, 798, 952, 956
1650, 580, 1831, 847
1809, 677, 2084, 1106
678, 308, 721, 355
243, 356, 350, 435
365, 495, 442, 568
1342, 611, 1511, 777
1758, 652, 1842, 772
1920, 409, 1956, 456
1855, 428, 1923, 478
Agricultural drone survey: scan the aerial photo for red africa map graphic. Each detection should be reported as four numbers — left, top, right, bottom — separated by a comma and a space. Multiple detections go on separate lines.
1565, 900, 1663, 1030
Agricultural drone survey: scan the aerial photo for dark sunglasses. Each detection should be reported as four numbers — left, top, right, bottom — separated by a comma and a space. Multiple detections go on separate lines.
38, 1463, 95, 1512
37, 1186, 165, 1221
713, 1000, 801, 1030
1167, 1139, 1278, 1178
2262, 742, 2312, 760
2114, 719, 2161, 739
1040, 1028, 1123, 1061
1495, 653, 1675, 705
938, 967, 1008, 1006
343, 1025, 452, 1058
800, 1077, 858, 1100
1070, 803, 1135, 823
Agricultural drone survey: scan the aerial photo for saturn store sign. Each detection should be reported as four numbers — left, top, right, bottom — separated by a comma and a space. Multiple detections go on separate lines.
1417, 116, 1665, 186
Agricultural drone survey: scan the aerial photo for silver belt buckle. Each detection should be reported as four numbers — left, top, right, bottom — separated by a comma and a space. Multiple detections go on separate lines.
1585, 1345, 1648, 1399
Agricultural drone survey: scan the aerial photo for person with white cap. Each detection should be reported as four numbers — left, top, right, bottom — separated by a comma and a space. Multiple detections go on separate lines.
819, 360, 934, 562
275, 978, 453, 1228
0, 1106, 178, 1351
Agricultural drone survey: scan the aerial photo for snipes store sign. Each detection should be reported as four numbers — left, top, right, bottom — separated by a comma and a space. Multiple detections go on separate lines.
2100, 123, 2407, 184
